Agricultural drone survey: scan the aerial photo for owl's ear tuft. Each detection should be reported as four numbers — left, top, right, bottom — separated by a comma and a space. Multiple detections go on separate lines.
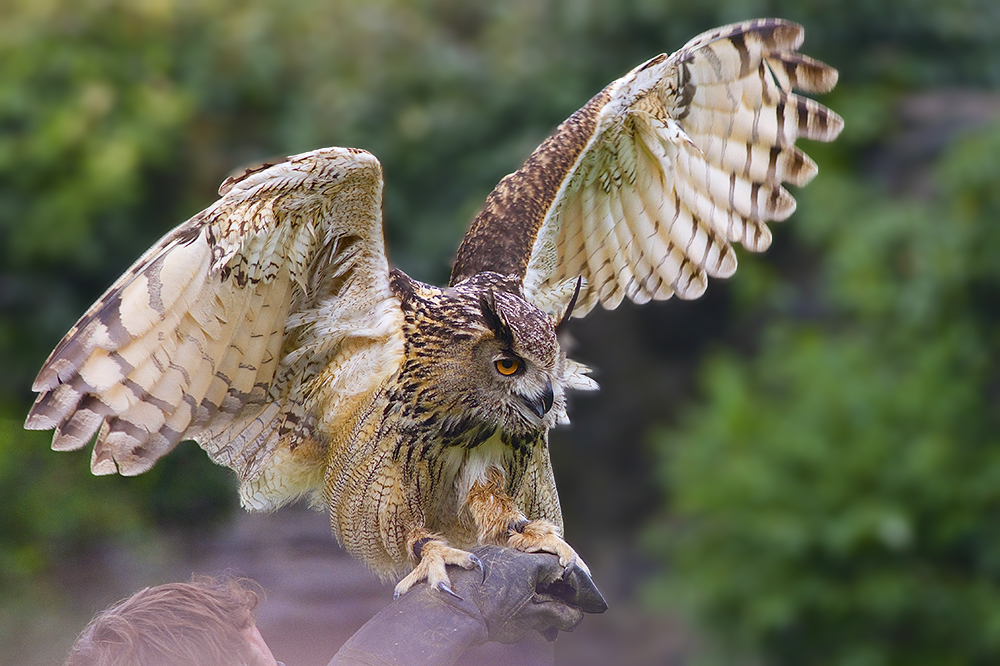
479, 291, 514, 347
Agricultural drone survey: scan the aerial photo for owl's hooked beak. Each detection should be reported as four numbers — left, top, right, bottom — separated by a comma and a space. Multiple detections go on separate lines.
518, 381, 554, 419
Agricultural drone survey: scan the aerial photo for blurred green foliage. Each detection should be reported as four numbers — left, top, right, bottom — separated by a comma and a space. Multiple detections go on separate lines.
2, 0, 1000, 664
0, 420, 142, 583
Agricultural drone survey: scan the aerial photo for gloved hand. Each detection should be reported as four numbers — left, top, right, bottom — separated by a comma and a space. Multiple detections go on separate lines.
467, 545, 607, 643
328, 545, 607, 666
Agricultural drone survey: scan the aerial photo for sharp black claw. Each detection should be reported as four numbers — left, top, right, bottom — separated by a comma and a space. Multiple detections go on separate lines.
437, 581, 463, 600
559, 560, 578, 580
469, 554, 485, 583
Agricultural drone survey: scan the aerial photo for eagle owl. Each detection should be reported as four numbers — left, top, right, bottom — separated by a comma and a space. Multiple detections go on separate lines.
25, 19, 842, 598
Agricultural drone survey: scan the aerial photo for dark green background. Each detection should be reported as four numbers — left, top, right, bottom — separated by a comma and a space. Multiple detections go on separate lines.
2, 1, 998, 664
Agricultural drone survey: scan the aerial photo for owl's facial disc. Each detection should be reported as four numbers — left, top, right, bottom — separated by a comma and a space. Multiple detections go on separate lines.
487, 347, 559, 428
448, 276, 567, 431
490, 350, 554, 418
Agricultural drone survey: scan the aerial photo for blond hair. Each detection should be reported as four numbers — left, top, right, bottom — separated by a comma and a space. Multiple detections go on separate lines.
65, 576, 266, 666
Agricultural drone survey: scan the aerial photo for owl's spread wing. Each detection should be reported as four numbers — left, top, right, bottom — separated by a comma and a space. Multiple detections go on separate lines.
26, 147, 402, 508
450, 19, 843, 316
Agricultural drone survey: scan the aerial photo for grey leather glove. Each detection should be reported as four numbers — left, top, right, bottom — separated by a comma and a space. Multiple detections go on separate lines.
471, 544, 607, 643
329, 545, 607, 666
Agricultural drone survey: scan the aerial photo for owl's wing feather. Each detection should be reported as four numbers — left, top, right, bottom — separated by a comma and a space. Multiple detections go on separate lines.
26, 147, 401, 508
450, 18, 843, 316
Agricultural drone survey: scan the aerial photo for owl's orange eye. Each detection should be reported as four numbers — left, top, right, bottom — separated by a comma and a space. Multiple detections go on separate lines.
495, 358, 520, 376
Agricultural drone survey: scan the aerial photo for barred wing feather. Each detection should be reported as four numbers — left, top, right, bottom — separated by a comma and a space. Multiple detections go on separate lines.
25, 147, 402, 510
450, 18, 843, 317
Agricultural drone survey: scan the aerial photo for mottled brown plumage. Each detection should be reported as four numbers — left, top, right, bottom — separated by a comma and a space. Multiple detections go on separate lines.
324, 271, 572, 589
25, 19, 842, 596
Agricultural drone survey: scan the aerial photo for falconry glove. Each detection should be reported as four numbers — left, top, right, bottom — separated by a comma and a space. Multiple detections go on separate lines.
328, 545, 606, 666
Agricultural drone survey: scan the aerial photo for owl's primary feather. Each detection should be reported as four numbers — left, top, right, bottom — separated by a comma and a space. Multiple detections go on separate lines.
26, 19, 841, 595
26, 148, 403, 511
452, 18, 842, 316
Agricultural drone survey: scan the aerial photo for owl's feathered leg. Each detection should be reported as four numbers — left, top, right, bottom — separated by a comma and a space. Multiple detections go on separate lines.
467, 467, 589, 575
393, 466, 588, 599
393, 527, 483, 599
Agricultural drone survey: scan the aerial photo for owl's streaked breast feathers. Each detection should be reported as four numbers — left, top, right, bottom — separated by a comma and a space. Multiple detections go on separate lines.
26, 19, 841, 580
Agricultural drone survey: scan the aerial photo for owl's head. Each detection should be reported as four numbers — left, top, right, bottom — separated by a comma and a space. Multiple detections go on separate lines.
397, 271, 571, 436
468, 286, 567, 433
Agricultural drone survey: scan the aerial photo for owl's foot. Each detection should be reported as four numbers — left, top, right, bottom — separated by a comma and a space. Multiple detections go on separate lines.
507, 519, 591, 576
394, 537, 484, 599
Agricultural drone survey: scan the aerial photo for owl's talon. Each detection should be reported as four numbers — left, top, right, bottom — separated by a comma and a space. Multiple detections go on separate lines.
394, 571, 427, 599
564, 554, 592, 578
437, 581, 462, 599
394, 538, 480, 599
469, 553, 485, 580
508, 518, 585, 567
560, 559, 577, 580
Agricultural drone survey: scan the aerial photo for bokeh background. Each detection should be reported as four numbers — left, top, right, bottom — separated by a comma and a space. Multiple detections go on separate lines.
2, 0, 999, 664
